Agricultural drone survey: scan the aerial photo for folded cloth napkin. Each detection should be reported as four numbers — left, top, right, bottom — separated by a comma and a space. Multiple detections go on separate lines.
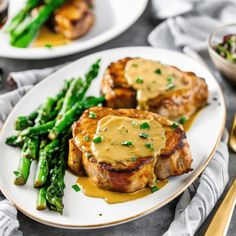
0, 63, 67, 127
149, 0, 231, 235
149, 0, 236, 51
163, 131, 229, 236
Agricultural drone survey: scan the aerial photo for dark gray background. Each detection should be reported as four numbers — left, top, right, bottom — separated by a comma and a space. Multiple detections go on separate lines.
0, 2, 236, 235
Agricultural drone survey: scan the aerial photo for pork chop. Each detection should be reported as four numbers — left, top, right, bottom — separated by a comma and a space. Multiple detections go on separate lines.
53, 0, 94, 39
72, 107, 192, 193
100, 57, 208, 121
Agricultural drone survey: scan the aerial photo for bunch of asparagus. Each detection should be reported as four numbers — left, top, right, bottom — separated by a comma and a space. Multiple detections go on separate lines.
5, 0, 65, 48
6, 59, 104, 214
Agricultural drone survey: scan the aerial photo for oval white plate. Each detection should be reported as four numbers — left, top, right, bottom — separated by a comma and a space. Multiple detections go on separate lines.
0, 47, 226, 229
0, 0, 147, 59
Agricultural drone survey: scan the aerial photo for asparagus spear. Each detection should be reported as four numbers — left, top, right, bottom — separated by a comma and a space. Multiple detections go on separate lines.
34, 97, 56, 125
36, 187, 47, 210
14, 140, 32, 185
57, 78, 83, 118
23, 136, 39, 159
46, 131, 70, 214
21, 120, 56, 137
5, 135, 24, 147
5, 0, 40, 33
34, 139, 60, 187
76, 59, 101, 101
47, 97, 64, 121
15, 111, 38, 131
48, 96, 104, 140
11, 0, 65, 47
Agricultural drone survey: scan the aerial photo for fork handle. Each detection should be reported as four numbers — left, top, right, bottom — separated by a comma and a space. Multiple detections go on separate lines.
205, 178, 236, 236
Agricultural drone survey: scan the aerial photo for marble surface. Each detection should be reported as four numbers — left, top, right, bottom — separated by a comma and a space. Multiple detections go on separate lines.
0, 2, 236, 235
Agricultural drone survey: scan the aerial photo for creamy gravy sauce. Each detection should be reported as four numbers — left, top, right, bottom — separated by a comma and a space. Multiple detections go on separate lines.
125, 58, 190, 110
91, 115, 166, 165
183, 109, 202, 131
32, 27, 70, 48
77, 177, 168, 204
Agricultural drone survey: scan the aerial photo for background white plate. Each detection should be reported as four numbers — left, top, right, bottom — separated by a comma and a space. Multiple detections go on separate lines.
0, 47, 226, 229
0, 0, 148, 59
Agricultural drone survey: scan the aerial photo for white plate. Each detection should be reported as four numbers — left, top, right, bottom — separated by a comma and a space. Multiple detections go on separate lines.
0, 0, 147, 59
0, 47, 226, 229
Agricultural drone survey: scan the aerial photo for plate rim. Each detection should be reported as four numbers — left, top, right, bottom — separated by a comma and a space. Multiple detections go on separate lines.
0, 46, 227, 229
0, 0, 148, 59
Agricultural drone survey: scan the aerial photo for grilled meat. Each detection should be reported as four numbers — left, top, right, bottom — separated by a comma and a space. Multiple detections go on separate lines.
101, 57, 208, 121
72, 107, 192, 193
53, 0, 94, 39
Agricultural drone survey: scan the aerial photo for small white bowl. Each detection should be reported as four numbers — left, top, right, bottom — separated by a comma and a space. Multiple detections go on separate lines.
208, 24, 236, 83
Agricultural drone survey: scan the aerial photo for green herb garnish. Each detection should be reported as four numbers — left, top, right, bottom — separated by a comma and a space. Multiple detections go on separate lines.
166, 76, 175, 90
93, 137, 102, 143
45, 44, 52, 49
99, 213, 103, 216
151, 186, 159, 193
130, 156, 137, 162
136, 78, 144, 84
178, 116, 187, 125
170, 123, 179, 129
88, 111, 97, 119
86, 152, 92, 158
140, 122, 150, 129
83, 135, 90, 141
13, 171, 20, 176
154, 69, 162, 75
121, 141, 133, 147
139, 133, 149, 139
72, 184, 80, 192
145, 143, 154, 151
132, 64, 138, 67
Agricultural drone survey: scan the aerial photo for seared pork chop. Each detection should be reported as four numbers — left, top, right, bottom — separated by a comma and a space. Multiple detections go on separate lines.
101, 58, 208, 121
53, 0, 94, 39
72, 107, 192, 193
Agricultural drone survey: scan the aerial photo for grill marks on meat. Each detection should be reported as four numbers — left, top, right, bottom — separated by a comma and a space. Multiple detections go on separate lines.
72, 107, 192, 192
53, 0, 94, 39
101, 58, 208, 121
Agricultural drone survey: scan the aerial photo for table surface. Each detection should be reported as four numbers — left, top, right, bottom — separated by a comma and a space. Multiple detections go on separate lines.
1, 2, 236, 236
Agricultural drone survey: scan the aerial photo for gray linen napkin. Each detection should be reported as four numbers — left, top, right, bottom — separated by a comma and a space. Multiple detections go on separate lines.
149, 0, 231, 235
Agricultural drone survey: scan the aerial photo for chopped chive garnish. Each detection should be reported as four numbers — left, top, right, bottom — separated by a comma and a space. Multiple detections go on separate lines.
136, 78, 144, 84
88, 111, 97, 119
88, 3, 94, 9
166, 76, 175, 90
86, 152, 92, 158
154, 69, 162, 75
140, 122, 150, 129
83, 135, 90, 141
178, 116, 187, 125
93, 137, 102, 143
170, 123, 179, 129
13, 171, 20, 176
121, 141, 133, 147
145, 143, 154, 151
72, 184, 80, 192
130, 156, 137, 162
151, 186, 159, 193
45, 44, 52, 49
139, 133, 149, 139
99, 213, 103, 216
132, 64, 138, 67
